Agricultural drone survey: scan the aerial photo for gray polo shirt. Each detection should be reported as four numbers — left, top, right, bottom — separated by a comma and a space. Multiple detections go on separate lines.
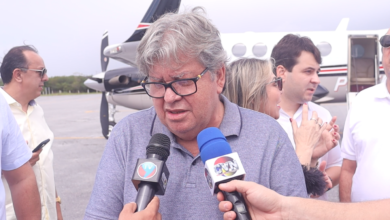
84, 96, 307, 220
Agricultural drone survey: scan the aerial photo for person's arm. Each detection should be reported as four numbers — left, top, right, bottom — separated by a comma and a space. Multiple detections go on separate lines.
218, 180, 390, 220
3, 162, 41, 220
84, 121, 131, 219
339, 159, 357, 202
119, 196, 161, 220
326, 166, 341, 186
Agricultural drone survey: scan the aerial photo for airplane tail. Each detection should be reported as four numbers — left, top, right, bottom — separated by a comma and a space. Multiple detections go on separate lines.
125, 0, 181, 42
336, 18, 349, 31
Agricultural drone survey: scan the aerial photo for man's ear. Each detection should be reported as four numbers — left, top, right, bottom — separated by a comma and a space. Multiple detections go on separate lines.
215, 65, 226, 94
13, 68, 23, 83
276, 65, 287, 80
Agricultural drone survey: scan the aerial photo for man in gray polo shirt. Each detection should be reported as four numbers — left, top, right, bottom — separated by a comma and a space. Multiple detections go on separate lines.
84, 8, 307, 220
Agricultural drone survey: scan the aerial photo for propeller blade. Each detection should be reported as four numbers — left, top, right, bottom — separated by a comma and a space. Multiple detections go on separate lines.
100, 92, 110, 139
101, 31, 109, 72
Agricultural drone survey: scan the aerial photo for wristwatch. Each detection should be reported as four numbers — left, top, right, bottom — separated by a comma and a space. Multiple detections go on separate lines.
56, 196, 61, 204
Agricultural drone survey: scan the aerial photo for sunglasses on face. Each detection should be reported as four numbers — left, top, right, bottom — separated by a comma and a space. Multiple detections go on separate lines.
269, 77, 283, 91
380, 35, 390, 48
19, 67, 47, 79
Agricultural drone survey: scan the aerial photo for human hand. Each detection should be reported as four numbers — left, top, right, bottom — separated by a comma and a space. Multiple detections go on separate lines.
310, 161, 332, 198
311, 117, 340, 166
292, 104, 327, 165
217, 180, 285, 220
29, 148, 42, 166
118, 196, 161, 220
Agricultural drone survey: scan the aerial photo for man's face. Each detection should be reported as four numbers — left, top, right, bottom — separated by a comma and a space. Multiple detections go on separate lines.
282, 51, 320, 104
20, 51, 48, 100
149, 57, 225, 140
383, 29, 390, 77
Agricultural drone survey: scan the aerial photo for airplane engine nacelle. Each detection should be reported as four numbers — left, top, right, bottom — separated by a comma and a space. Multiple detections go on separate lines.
104, 67, 144, 91
108, 75, 129, 86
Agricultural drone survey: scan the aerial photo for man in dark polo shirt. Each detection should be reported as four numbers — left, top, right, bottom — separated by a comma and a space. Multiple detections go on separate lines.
85, 7, 307, 220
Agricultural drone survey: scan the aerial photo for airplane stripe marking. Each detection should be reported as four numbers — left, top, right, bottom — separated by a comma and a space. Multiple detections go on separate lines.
137, 23, 152, 30
320, 68, 347, 73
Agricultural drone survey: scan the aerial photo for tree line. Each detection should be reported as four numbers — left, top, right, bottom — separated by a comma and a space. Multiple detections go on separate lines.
0, 75, 95, 93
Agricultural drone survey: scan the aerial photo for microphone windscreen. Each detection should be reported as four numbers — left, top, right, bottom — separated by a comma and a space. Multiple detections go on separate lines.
197, 127, 232, 164
147, 133, 171, 160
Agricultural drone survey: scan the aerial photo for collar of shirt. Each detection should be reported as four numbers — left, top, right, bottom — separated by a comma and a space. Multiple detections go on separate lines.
279, 102, 313, 121
374, 81, 390, 99
149, 95, 242, 152
0, 88, 36, 106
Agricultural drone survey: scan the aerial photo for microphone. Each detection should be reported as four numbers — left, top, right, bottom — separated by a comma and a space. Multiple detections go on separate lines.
197, 127, 251, 220
131, 133, 171, 212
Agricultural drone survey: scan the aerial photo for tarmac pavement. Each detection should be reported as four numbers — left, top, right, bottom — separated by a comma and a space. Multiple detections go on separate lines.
37, 93, 339, 219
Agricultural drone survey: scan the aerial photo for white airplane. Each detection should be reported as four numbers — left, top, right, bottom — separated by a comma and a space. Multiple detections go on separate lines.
84, 0, 389, 138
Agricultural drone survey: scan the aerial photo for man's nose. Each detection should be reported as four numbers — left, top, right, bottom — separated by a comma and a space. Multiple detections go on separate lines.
311, 73, 320, 84
42, 73, 49, 82
164, 87, 181, 103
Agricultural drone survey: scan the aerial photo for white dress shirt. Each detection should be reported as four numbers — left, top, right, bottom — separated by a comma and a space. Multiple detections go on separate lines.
277, 102, 342, 200
0, 89, 56, 220
341, 82, 390, 202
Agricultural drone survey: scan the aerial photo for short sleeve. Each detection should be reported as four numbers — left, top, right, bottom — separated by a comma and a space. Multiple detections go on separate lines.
340, 108, 356, 161
1, 95, 31, 171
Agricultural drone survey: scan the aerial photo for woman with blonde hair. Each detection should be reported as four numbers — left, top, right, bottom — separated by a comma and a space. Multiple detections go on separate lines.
224, 58, 340, 197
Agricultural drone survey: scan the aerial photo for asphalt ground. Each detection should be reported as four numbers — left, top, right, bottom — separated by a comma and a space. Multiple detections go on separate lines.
37, 93, 339, 219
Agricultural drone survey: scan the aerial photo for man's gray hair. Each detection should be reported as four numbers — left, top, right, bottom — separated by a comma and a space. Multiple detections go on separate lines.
136, 7, 228, 77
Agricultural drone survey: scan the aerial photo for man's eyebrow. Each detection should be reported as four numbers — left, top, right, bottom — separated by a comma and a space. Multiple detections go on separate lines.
149, 71, 192, 82
171, 72, 191, 80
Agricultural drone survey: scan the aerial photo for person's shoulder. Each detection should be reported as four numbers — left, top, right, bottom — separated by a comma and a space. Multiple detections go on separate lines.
238, 106, 286, 132
355, 84, 383, 100
112, 107, 155, 132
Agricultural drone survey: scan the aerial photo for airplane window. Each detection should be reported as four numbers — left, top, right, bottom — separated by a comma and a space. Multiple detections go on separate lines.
316, 42, 332, 56
232, 43, 247, 57
351, 44, 365, 58
252, 43, 267, 57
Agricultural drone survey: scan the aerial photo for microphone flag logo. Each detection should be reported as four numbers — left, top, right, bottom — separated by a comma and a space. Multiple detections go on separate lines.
137, 162, 157, 179
213, 156, 239, 177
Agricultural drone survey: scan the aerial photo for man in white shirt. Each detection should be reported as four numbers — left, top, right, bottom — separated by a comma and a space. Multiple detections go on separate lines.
271, 34, 342, 200
0, 45, 62, 219
0, 92, 41, 220
340, 29, 390, 202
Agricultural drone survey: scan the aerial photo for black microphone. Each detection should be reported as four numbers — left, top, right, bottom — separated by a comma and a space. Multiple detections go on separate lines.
131, 133, 171, 212
197, 127, 251, 220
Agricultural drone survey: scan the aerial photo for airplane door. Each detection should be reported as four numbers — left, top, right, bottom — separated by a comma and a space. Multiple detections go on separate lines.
347, 35, 380, 108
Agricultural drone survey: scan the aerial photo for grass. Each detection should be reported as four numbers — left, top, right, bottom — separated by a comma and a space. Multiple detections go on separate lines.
41, 92, 101, 96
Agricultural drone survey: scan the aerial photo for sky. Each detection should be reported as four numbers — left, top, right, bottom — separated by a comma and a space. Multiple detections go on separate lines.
0, 0, 388, 77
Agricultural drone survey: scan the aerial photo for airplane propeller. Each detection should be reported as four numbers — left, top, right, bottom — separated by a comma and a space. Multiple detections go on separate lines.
100, 31, 111, 139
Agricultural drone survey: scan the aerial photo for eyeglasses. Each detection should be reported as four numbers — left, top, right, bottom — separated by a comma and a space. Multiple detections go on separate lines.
380, 35, 390, 48
268, 77, 283, 91
19, 67, 47, 79
141, 67, 209, 98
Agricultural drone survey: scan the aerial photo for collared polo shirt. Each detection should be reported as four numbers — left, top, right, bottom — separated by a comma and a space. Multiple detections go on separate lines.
0, 91, 31, 220
277, 102, 342, 200
85, 95, 308, 220
0, 88, 57, 220
341, 82, 390, 202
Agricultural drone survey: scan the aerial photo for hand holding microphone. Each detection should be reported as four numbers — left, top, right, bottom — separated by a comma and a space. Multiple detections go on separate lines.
131, 133, 171, 212
197, 127, 251, 220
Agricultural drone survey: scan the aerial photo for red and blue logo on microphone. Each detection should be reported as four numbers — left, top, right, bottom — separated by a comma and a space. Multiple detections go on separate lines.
137, 162, 158, 179
213, 156, 239, 177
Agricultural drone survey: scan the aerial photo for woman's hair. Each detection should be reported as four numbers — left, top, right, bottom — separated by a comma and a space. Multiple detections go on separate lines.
224, 58, 274, 112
